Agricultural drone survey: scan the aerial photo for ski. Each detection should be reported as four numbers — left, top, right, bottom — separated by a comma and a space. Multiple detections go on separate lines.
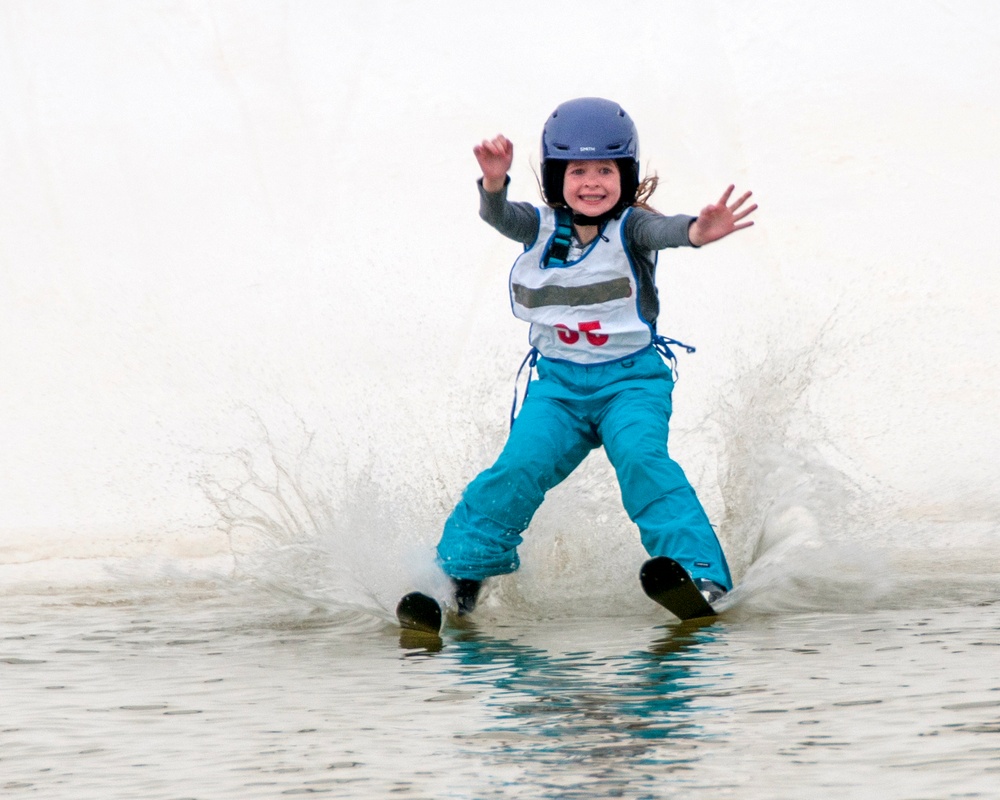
640, 556, 718, 621
396, 591, 443, 635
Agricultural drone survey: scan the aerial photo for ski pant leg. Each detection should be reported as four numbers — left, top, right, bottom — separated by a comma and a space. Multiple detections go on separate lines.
436, 392, 596, 581
598, 353, 733, 589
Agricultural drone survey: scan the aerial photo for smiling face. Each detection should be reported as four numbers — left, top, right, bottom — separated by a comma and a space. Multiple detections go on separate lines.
561, 159, 622, 218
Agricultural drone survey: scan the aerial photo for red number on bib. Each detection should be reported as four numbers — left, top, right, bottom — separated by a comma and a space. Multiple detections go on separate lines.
555, 321, 607, 346
579, 320, 608, 346
555, 324, 580, 344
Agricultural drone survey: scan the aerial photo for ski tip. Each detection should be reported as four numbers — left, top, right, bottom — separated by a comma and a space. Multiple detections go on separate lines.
396, 591, 443, 635
639, 557, 718, 622
639, 556, 687, 594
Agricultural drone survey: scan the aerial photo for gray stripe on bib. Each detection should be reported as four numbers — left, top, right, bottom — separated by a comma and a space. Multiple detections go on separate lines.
512, 277, 632, 309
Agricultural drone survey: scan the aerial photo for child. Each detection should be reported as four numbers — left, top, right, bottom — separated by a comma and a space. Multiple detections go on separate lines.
436, 97, 756, 615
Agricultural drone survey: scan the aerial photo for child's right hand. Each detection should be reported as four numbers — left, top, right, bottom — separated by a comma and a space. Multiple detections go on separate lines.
474, 135, 513, 192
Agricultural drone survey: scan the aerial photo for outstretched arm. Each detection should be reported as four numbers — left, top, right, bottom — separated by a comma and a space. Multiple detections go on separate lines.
474, 134, 539, 245
688, 185, 757, 246
474, 135, 514, 193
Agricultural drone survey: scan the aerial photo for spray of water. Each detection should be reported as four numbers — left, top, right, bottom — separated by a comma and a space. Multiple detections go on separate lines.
192, 307, 999, 624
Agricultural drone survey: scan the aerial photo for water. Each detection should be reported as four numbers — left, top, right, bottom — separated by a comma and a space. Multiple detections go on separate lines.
3, 1, 1000, 797
3, 584, 999, 799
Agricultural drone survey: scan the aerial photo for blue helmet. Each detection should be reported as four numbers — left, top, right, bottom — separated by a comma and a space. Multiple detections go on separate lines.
540, 97, 640, 213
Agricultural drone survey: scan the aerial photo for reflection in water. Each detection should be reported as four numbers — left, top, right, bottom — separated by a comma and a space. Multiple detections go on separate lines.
398, 627, 444, 653
410, 622, 726, 798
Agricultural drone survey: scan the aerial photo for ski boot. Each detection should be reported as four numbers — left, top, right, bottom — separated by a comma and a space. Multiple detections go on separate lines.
453, 578, 481, 616
692, 578, 727, 605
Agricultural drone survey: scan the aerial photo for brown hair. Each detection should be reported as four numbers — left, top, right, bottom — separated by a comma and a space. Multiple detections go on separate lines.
633, 174, 660, 213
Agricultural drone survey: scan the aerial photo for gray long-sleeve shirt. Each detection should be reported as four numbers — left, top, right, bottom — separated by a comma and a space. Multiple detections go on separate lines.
479, 180, 696, 328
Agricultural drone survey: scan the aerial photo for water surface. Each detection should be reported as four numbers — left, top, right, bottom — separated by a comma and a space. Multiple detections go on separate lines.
3, 583, 998, 799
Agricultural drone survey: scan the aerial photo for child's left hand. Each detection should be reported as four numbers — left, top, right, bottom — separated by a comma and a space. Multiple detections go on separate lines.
688, 185, 757, 246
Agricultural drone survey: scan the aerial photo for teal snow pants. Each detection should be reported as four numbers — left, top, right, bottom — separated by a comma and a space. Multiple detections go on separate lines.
436, 346, 732, 589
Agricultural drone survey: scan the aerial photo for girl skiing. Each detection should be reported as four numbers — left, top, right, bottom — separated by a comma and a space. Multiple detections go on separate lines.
433, 97, 756, 617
